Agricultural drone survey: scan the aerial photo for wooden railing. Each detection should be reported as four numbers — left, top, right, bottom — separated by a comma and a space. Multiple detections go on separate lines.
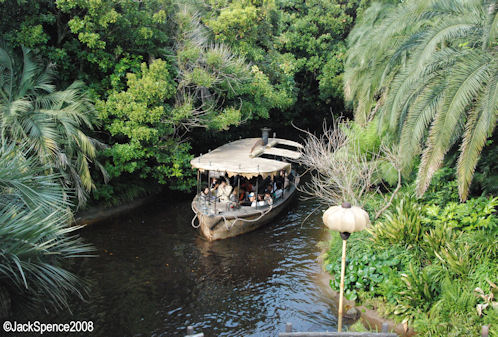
183, 323, 491, 337
185, 325, 204, 337
278, 322, 397, 337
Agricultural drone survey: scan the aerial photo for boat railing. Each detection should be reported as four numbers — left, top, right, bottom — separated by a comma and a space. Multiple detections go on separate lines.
194, 183, 295, 216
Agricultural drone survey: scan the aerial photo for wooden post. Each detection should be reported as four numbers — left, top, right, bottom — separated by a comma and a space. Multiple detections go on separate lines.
382, 323, 389, 333
285, 322, 292, 332
196, 170, 200, 195
255, 173, 259, 210
207, 170, 210, 205
237, 175, 241, 205
482, 325, 489, 337
338, 239, 347, 332
214, 187, 217, 214
187, 326, 194, 335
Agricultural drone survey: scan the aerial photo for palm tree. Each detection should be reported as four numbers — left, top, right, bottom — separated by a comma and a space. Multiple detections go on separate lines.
344, 0, 497, 200
0, 46, 107, 205
0, 143, 94, 317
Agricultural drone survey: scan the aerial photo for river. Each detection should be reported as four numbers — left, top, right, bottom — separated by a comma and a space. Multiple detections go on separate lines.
58, 193, 338, 337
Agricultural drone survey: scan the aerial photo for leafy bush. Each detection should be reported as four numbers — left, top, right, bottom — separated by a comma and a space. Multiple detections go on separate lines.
419, 167, 459, 205
472, 137, 498, 197
422, 196, 498, 232
325, 232, 408, 301
398, 263, 438, 313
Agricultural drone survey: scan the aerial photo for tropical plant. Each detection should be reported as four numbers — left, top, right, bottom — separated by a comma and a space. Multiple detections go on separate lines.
0, 46, 106, 205
326, 237, 407, 301
345, 0, 498, 201
0, 144, 94, 316
422, 196, 498, 232
97, 58, 195, 191
369, 197, 424, 249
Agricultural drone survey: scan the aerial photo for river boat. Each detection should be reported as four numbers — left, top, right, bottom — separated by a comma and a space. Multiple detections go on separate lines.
191, 129, 302, 241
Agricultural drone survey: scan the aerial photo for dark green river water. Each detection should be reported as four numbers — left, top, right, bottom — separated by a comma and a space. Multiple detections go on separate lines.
55, 193, 339, 336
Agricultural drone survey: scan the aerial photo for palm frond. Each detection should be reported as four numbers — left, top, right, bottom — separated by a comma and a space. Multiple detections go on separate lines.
416, 52, 492, 196
456, 71, 497, 200
0, 46, 105, 205
346, 0, 497, 200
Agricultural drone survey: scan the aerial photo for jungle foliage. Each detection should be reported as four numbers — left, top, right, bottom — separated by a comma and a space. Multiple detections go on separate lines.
0, 46, 105, 205
325, 171, 498, 336
1, 0, 497, 325
0, 0, 369, 203
344, 0, 498, 201
0, 144, 94, 317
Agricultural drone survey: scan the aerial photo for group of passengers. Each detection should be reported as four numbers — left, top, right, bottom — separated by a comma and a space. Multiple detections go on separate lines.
200, 169, 294, 209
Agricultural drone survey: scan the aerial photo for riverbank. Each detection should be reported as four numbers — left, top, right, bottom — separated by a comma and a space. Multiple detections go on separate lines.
73, 188, 195, 226
316, 261, 415, 336
73, 195, 155, 226
316, 236, 416, 337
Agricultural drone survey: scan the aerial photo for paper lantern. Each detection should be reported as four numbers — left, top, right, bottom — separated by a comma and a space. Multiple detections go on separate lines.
322, 202, 369, 238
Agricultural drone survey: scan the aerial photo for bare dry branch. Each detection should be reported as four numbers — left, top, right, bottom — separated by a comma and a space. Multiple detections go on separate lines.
296, 118, 402, 214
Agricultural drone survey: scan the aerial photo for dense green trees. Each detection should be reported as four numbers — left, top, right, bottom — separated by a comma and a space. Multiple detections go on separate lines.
345, 0, 497, 200
277, 0, 364, 107
203, 0, 370, 124
6, 0, 493, 204
0, 0, 174, 92
0, 0, 365, 202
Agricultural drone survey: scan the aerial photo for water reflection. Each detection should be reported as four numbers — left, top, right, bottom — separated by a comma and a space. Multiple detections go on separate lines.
52, 194, 337, 337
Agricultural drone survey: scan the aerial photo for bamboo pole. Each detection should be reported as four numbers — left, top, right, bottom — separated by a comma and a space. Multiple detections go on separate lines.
207, 170, 210, 206
338, 239, 347, 332
255, 177, 259, 210
256, 166, 259, 209
196, 170, 200, 195
237, 176, 241, 205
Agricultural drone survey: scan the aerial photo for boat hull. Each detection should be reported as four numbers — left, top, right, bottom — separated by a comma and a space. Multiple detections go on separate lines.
192, 187, 297, 241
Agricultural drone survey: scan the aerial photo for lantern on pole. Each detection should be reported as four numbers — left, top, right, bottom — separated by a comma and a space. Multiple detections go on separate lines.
322, 202, 369, 332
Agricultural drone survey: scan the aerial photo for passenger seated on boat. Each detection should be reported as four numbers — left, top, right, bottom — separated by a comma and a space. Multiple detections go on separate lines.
288, 170, 295, 183
200, 186, 210, 202
276, 170, 285, 186
251, 194, 267, 207
242, 192, 256, 207
210, 177, 219, 191
230, 187, 239, 202
238, 187, 246, 202
241, 179, 254, 194
262, 175, 272, 190
256, 176, 267, 194
284, 172, 290, 189
273, 181, 283, 200
228, 173, 236, 187
216, 178, 232, 202
265, 184, 273, 194
264, 192, 273, 206
229, 188, 240, 209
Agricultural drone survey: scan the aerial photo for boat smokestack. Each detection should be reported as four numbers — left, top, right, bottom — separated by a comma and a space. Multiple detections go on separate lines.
261, 127, 271, 145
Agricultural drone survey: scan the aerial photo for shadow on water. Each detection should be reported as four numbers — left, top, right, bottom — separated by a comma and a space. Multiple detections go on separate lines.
52, 193, 338, 337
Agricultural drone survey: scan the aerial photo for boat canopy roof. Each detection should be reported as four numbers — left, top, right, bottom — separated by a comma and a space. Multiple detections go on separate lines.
191, 138, 302, 178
